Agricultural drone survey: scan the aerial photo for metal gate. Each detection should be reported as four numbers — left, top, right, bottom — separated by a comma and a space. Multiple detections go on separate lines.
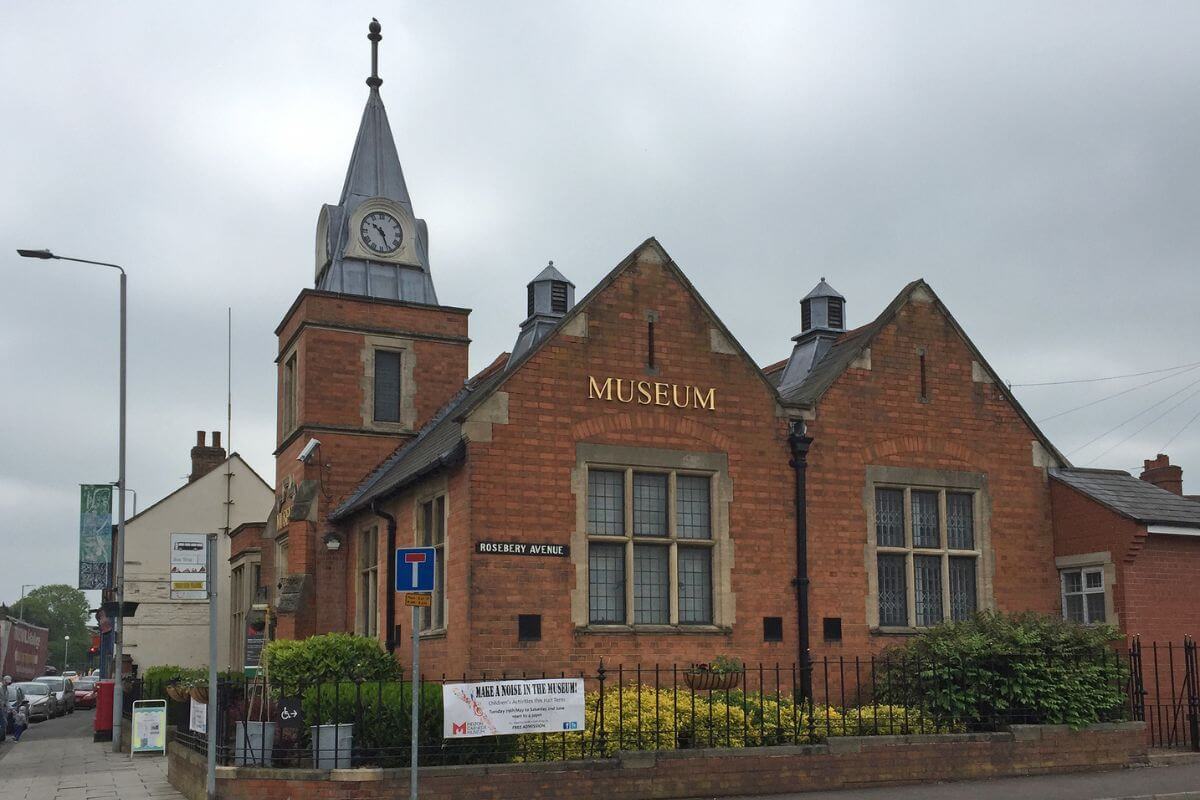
1129, 637, 1199, 751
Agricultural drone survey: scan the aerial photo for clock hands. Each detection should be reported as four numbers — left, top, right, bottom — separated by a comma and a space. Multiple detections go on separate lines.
371, 223, 388, 248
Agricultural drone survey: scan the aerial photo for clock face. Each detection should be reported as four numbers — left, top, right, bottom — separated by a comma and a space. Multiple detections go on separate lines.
360, 211, 403, 254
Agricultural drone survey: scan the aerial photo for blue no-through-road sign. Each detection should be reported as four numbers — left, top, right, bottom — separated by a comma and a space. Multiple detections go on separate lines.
395, 547, 437, 592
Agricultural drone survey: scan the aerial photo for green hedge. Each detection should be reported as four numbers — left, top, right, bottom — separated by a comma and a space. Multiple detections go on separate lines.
876, 612, 1128, 727
264, 633, 399, 690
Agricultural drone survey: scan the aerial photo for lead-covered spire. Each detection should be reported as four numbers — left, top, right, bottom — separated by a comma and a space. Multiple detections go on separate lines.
315, 19, 436, 304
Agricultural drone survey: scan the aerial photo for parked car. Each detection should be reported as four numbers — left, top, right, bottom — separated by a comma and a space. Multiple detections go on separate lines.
33, 676, 74, 716
73, 678, 98, 709
13, 682, 56, 721
62, 670, 78, 679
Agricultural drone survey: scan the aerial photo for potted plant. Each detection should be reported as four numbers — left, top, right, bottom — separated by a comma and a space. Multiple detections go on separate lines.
684, 656, 743, 691
164, 680, 189, 703
189, 681, 209, 704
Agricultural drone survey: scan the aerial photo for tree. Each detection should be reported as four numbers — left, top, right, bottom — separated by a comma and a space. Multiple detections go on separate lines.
10, 584, 91, 672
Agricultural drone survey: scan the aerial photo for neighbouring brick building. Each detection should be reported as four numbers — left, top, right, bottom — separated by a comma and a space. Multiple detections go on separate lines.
1050, 455, 1200, 644
242, 22, 1193, 678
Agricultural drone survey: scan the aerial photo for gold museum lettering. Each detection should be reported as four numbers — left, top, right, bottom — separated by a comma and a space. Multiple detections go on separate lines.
588, 376, 717, 411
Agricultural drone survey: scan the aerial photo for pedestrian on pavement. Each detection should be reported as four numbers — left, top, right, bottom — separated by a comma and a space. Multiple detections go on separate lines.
10, 702, 28, 742
2, 678, 14, 742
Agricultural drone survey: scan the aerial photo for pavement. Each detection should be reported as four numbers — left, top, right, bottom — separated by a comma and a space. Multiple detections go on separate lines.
0, 709, 184, 800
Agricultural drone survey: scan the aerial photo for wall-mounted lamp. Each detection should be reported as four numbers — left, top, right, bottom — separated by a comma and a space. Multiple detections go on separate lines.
322, 531, 343, 552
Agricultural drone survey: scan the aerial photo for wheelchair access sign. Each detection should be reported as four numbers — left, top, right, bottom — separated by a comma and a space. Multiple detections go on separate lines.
395, 547, 437, 593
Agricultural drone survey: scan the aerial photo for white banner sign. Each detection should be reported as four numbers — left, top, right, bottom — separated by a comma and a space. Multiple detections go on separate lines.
189, 698, 207, 733
442, 678, 585, 738
170, 533, 209, 600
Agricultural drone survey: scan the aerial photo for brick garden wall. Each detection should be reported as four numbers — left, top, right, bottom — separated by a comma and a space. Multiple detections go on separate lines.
168, 723, 1148, 800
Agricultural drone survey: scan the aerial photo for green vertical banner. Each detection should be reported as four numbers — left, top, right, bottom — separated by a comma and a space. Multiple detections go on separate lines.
79, 484, 113, 590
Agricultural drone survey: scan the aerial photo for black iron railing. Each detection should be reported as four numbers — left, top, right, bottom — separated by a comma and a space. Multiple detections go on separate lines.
162, 646, 1140, 768
1130, 636, 1199, 751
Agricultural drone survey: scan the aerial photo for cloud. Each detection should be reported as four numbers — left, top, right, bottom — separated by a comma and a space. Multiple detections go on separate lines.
1, 1, 1198, 593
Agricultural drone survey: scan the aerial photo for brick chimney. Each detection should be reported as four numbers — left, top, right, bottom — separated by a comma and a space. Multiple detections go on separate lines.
1140, 453, 1183, 495
189, 430, 227, 483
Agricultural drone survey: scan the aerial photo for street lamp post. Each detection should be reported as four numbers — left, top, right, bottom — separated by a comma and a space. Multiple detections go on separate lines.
64, 635, 70, 671
18, 584, 36, 621
17, 248, 127, 752
111, 483, 138, 516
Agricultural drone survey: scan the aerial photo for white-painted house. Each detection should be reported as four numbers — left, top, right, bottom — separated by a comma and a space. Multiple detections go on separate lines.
121, 432, 273, 672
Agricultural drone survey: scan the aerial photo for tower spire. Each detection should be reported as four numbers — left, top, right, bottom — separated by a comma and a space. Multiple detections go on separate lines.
367, 18, 382, 89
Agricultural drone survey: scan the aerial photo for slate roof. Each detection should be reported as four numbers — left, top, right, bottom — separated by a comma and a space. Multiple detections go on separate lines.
331, 238, 779, 519
768, 279, 1069, 466
331, 364, 507, 521
1050, 468, 1200, 527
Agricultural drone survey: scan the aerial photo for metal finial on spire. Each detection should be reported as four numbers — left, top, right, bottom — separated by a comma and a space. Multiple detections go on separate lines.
367, 18, 382, 89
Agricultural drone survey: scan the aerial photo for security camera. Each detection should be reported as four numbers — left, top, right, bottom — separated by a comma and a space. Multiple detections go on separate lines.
297, 438, 321, 463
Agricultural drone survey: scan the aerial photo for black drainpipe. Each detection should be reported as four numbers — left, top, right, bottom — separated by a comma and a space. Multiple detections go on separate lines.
372, 501, 398, 655
788, 421, 814, 704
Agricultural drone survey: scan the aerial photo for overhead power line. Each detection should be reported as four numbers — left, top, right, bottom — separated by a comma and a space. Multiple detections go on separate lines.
1011, 360, 1200, 388
1158, 404, 1200, 453
1084, 385, 1200, 466
1068, 374, 1200, 456
1036, 364, 1200, 424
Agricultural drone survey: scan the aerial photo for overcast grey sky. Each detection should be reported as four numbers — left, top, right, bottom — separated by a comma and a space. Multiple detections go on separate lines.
2, 2, 1198, 600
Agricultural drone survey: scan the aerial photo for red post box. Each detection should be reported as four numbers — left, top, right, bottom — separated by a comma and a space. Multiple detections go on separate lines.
93, 679, 114, 741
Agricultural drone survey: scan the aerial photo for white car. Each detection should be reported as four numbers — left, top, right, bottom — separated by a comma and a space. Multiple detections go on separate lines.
33, 676, 75, 716
13, 682, 56, 721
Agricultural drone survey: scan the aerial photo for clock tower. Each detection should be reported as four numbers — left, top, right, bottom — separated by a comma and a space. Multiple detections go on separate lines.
270, 19, 470, 641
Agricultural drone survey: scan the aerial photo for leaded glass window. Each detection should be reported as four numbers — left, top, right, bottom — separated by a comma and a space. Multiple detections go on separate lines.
949, 556, 977, 621
678, 547, 713, 623
633, 473, 668, 536
914, 555, 944, 627
587, 470, 624, 535
633, 545, 669, 624
589, 543, 625, 623
373, 350, 402, 422
419, 496, 446, 632
912, 490, 940, 548
873, 485, 980, 628
878, 554, 908, 627
947, 493, 974, 549
676, 475, 711, 540
586, 466, 716, 627
875, 488, 904, 546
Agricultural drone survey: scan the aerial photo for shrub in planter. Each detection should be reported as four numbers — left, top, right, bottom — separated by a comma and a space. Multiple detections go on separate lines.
684, 656, 745, 691
876, 611, 1127, 728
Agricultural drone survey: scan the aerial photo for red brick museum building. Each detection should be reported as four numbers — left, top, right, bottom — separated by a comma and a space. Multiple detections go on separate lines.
230, 25, 1200, 678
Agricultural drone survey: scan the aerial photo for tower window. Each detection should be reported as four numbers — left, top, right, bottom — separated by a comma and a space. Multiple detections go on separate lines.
374, 350, 402, 422
828, 299, 844, 329
527, 284, 535, 318
801, 300, 812, 331
550, 281, 569, 314
282, 353, 298, 434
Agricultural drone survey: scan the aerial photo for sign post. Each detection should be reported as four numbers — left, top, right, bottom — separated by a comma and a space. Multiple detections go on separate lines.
205, 534, 218, 800
394, 547, 436, 800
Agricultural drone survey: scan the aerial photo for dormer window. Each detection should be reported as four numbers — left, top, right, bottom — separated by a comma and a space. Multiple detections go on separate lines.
801, 300, 812, 332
